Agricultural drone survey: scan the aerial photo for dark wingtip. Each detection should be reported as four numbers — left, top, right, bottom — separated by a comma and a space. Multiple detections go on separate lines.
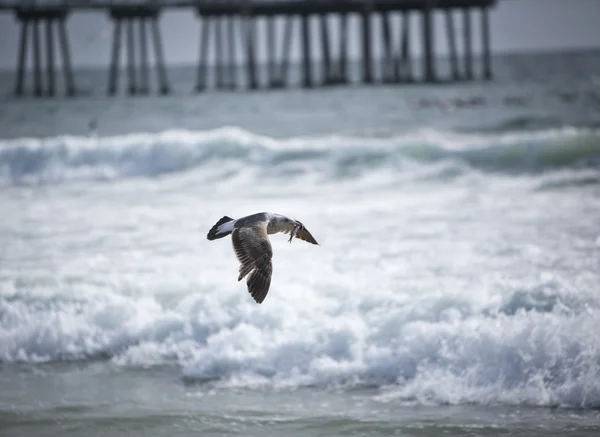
207, 215, 234, 241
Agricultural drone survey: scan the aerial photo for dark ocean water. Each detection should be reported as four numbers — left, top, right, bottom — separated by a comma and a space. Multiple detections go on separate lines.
1, 50, 600, 436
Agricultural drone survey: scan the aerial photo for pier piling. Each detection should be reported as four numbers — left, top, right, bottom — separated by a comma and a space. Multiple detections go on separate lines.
107, 6, 169, 95
244, 14, 258, 90
151, 17, 169, 94
399, 11, 413, 82
45, 18, 55, 96
126, 18, 136, 94
445, 10, 459, 80
338, 13, 348, 84
195, 17, 210, 91
279, 16, 293, 86
361, 5, 373, 84
390, 14, 401, 82
14, 19, 28, 96
57, 17, 75, 96
300, 13, 312, 88
32, 18, 42, 97
266, 16, 276, 87
227, 17, 237, 89
139, 19, 149, 94
108, 18, 121, 95
215, 17, 224, 89
463, 7, 473, 80
320, 14, 333, 85
15, 21, 29, 96
481, 6, 491, 79
380, 12, 394, 83
421, 2, 435, 82
12, 6, 75, 97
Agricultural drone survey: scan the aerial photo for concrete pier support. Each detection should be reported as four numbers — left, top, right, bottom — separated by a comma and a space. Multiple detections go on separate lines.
421, 2, 435, 82
57, 17, 75, 96
14, 19, 30, 96
13, 7, 75, 97
227, 17, 237, 89
244, 14, 258, 90
195, 17, 210, 91
445, 9, 460, 81
32, 18, 42, 97
14, 19, 29, 96
361, 5, 373, 84
320, 14, 333, 85
399, 11, 413, 82
380, 11, 395, 83
196, 13, 246, 90
300, 13, 312, 88
139, 19, 149, 94
107, 6, 169, 95
338, 13, 348, 84
126, 18, 136, 94
463, 7, 473, 80
266, 16, 277, 88
108, 18, 122, 95
151, 17, 169, 94
279, 16, 293, 87
45, 19, 55, 96
214, 16, 224, 89
481, 6, 492, 79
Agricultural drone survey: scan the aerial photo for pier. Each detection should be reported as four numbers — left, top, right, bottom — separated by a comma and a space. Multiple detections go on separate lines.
11, 5, 76, 97
0, 0, 497, 97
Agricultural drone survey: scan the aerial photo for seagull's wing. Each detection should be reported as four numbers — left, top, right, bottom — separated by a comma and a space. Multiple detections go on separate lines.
231, 224, 273, 304
295, 226, 319, 245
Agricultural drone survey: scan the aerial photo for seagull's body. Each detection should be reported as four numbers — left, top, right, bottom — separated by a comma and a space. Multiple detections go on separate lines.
207, 212, 319, 303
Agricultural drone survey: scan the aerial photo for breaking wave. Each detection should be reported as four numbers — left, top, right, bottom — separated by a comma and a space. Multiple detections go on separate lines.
2, 279, 599, 408
0, 126, 599, 186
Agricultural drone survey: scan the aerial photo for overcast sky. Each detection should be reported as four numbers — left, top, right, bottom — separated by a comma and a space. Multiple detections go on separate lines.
0, 0, 599, 70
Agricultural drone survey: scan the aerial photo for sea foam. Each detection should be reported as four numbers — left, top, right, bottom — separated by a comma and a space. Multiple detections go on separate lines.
2, 268, 599, 408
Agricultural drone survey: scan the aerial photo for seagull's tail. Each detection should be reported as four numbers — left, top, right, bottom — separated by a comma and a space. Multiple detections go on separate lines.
207, 216, 235, 240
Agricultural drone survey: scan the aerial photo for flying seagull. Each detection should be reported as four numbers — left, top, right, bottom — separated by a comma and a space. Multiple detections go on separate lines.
207, 212, 319, 304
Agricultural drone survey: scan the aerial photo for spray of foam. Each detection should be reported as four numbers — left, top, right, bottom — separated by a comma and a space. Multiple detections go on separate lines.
2, 272, 599, 408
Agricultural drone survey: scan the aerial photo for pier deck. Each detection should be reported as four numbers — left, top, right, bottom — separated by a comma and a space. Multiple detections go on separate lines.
0, 0, 497, 96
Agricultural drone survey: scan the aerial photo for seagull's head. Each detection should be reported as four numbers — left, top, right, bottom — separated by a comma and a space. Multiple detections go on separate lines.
273, 215, 303, 233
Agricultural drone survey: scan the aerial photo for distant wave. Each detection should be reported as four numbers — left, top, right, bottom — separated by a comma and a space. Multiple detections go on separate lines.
0, 126, 599, 186
464, 115, 565, 133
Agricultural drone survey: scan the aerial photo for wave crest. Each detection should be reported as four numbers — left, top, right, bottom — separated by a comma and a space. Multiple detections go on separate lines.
1, 126, 599, 186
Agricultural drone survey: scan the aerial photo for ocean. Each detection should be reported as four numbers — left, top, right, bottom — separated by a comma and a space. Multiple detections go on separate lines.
1, 50, 600, 436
